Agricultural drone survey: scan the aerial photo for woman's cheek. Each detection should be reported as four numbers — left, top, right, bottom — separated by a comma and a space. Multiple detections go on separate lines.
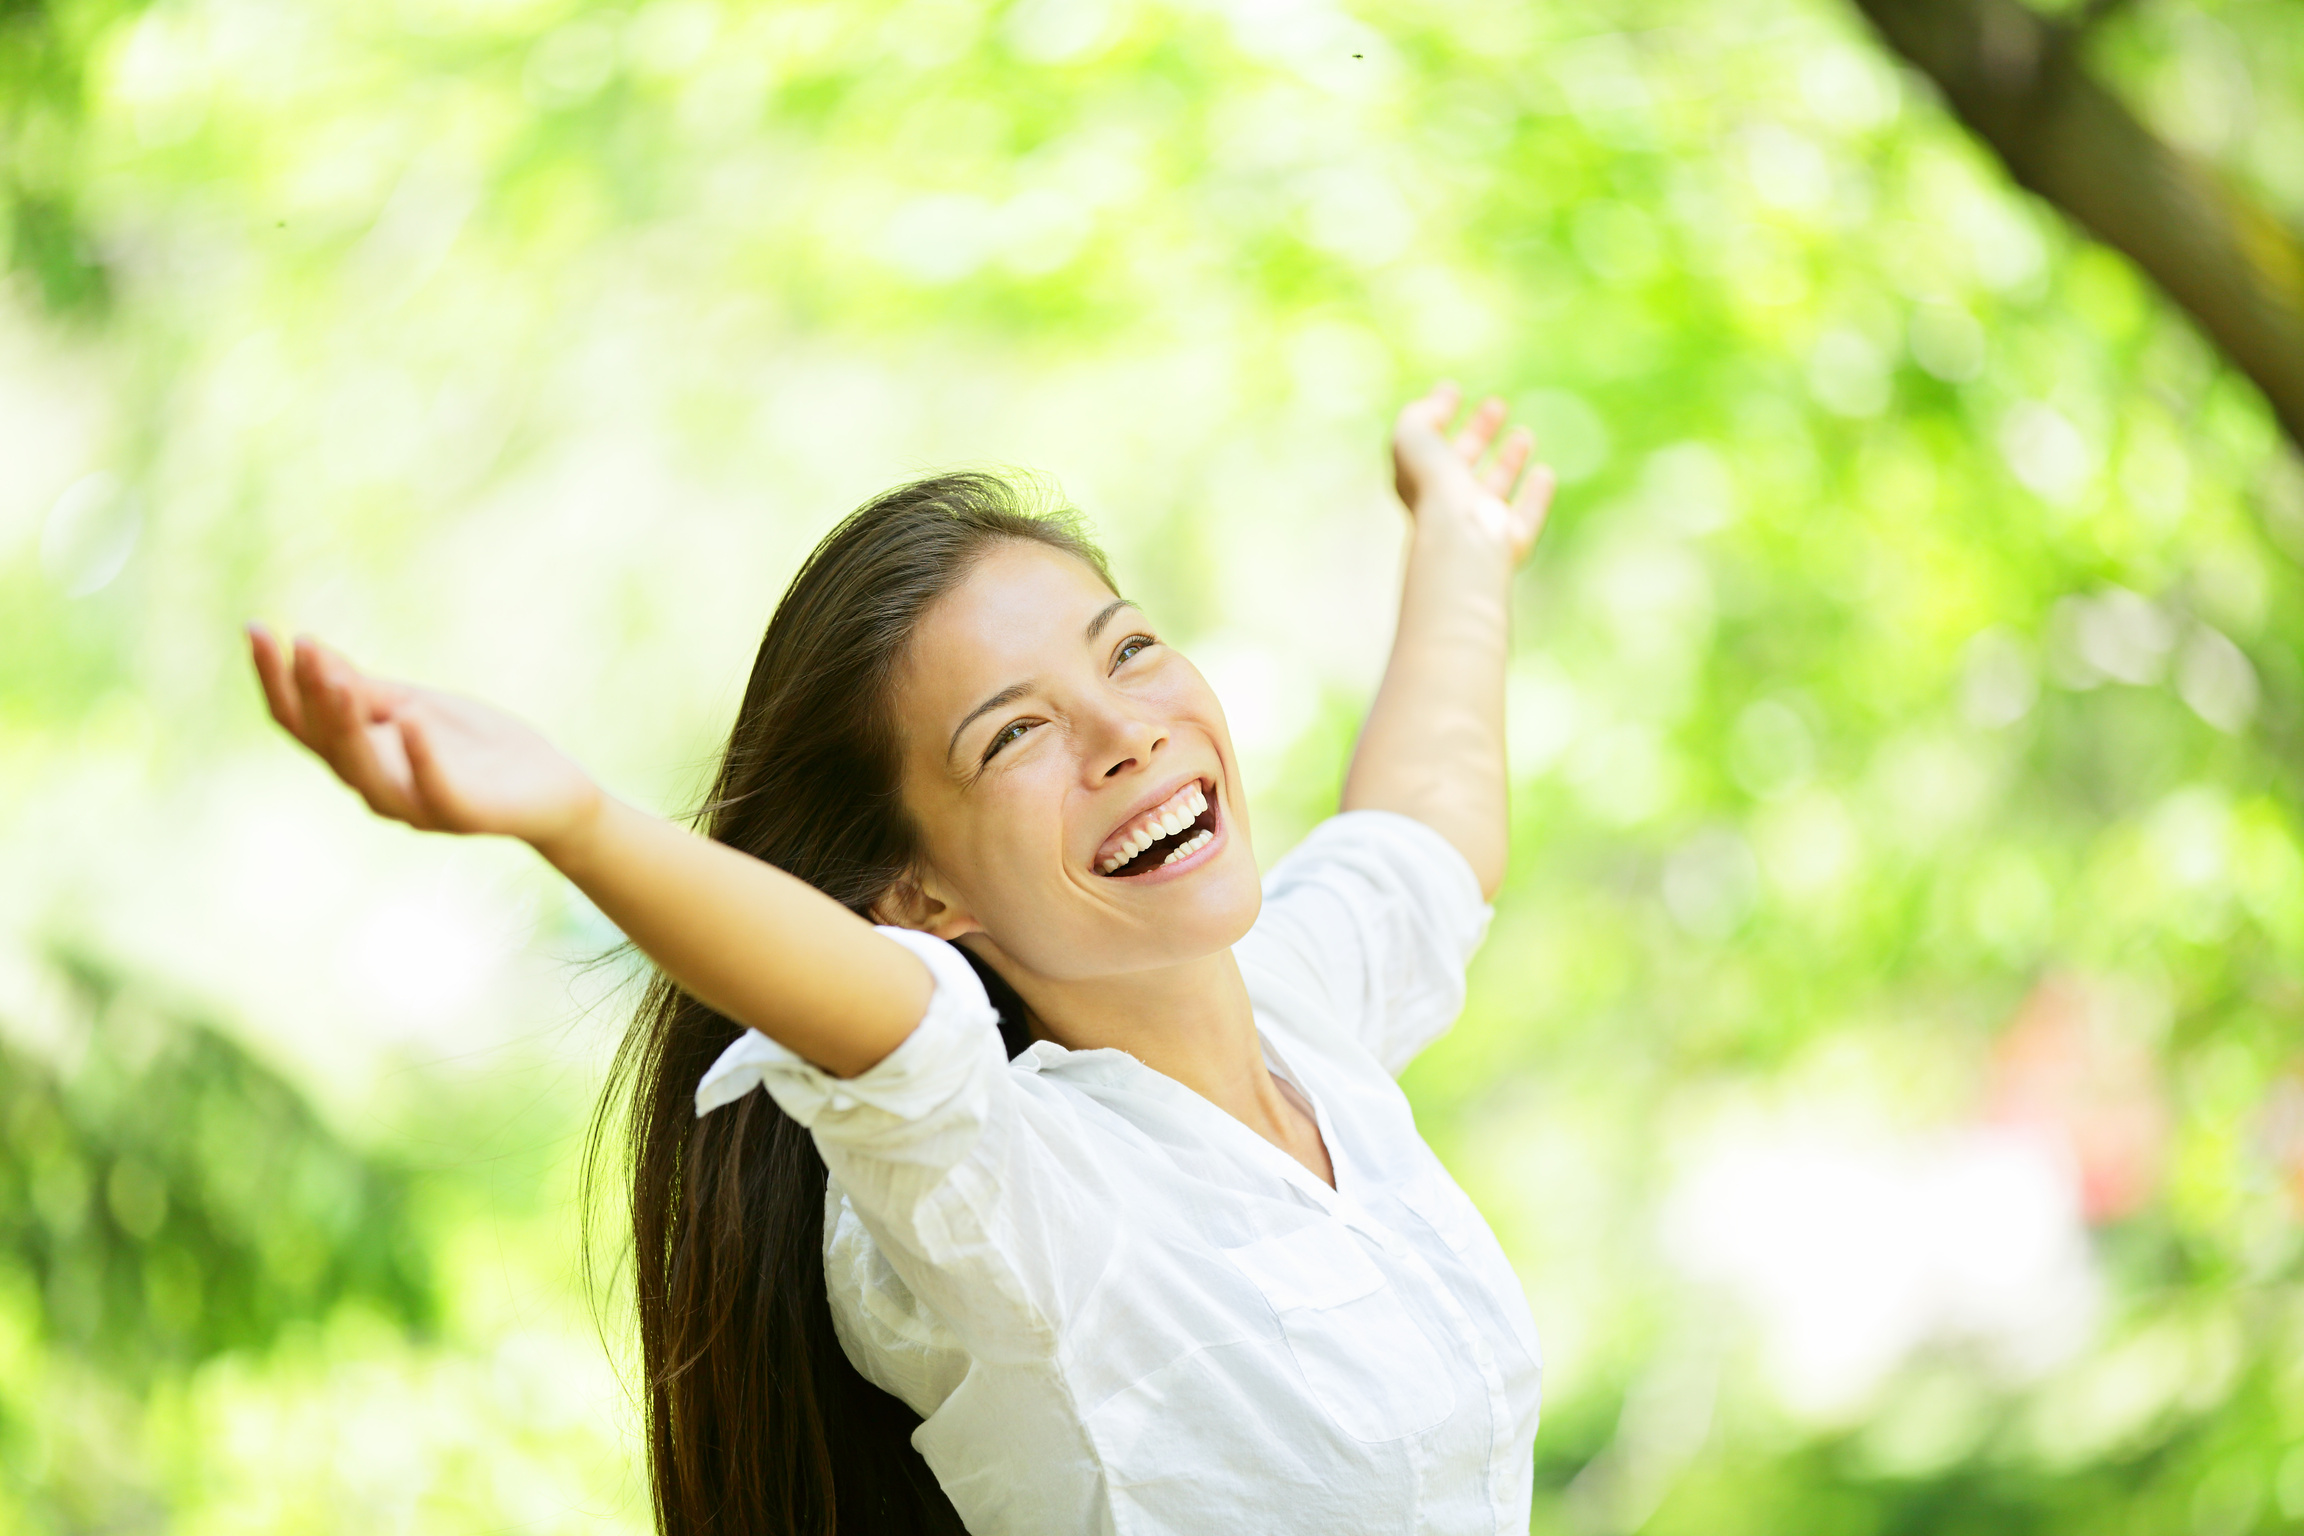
975, 772, 1068, 895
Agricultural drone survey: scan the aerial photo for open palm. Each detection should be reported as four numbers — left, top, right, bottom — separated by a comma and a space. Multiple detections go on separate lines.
1390, 381, 1557, 565
248, 625, 599, 850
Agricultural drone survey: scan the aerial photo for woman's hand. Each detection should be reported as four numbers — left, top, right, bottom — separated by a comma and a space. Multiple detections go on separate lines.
1390, 380, 1556, 566
251, 622, 930, 1073
248, 623, 603, 856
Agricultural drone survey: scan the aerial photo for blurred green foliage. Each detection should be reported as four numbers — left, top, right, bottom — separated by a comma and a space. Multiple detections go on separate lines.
1, 0, 148, 316
0, 954, 438, 1532
0, 954, 432, 1376
4, 0, 2304, 1531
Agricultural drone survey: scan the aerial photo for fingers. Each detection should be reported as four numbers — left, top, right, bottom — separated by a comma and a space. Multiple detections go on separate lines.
1416, 380, 1510, 469
1509, 462, 1559, 548
396, 707, 447, 827
291, 636, 362, 773
292, 637, 415, 819
1401, 382, 1559, 553
247, 622, 305, 737
1432, 385, 1543, 497
1452, 395, 1507, 461
290, 636, 411, 728
1482, 427, 1535, 497
1398, 379, 1461, 440
1421, 379, 1461, 426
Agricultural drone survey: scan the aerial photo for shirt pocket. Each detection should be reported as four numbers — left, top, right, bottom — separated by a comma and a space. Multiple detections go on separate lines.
1401, 1170, 1542, 1365
1224, 1221, 1455, 1443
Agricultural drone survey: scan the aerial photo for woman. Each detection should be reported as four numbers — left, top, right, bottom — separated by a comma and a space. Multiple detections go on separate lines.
250, 381, 1556, 1535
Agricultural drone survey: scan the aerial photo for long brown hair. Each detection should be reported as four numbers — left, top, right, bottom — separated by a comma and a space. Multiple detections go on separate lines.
585, 472, 1111, 1534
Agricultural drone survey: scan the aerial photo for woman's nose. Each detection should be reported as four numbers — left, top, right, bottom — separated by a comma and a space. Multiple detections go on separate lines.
1086, 700, 1167, 780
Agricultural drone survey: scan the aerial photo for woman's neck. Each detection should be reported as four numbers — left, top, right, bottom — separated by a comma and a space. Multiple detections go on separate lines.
1006, 947, 1335, 1188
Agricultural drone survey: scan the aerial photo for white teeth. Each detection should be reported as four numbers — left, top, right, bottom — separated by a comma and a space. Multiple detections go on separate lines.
1159, 829, 1213, 866
1097, 782, 1216, 874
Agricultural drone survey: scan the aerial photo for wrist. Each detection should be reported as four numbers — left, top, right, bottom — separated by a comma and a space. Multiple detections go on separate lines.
531, 781, 612, 875
1407, 502, 1515, 585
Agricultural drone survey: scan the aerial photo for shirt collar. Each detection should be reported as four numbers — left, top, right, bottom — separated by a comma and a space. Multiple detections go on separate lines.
1008, 1021, 1367, 1215
1010, 1037, 1141, 1082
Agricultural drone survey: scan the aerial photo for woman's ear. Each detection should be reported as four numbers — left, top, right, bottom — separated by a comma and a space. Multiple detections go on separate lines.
869, 871, 980, 941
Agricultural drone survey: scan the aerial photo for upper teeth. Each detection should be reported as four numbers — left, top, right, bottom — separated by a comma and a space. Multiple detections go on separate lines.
1098, 783, 1209, 873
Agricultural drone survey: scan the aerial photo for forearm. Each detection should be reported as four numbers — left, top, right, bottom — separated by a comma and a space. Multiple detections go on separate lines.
1341, 514, 1514, 897
539, 796, 931, 1077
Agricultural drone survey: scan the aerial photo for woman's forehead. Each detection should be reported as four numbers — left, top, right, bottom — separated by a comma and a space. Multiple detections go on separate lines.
903, 542, 1125, 709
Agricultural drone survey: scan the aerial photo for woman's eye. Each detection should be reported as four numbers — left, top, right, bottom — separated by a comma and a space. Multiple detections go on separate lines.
1115, 634, 1156, 667
983, 720, 1033, 761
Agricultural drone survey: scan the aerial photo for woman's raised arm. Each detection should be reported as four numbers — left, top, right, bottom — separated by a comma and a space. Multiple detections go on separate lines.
248, 624, 929, 1077
1339, 383, 1556, 899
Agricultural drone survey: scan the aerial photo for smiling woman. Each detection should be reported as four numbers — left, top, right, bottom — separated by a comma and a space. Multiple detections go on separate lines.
248, 382, 1556, 1536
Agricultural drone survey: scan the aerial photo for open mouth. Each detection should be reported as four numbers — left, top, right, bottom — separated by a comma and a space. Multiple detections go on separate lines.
1096, 779, 1219, 878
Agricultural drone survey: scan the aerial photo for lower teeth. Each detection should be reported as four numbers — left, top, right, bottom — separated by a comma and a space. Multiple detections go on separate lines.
1159, 830, 1212, 866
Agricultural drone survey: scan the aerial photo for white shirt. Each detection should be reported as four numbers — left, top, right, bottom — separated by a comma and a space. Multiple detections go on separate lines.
696, 810, 1543, 1535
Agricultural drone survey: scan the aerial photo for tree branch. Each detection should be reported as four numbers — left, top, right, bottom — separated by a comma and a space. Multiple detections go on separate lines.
1849, 0, 2304, 452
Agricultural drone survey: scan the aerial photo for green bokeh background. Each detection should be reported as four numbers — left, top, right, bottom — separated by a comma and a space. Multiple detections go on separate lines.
5, 0, 2303, 1530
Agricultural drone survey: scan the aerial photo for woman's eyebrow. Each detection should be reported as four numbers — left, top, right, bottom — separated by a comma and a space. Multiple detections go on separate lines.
1084, 598, 1134, 642
947, 681, 1032, 764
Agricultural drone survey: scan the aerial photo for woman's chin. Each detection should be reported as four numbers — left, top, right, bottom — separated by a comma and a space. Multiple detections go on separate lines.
996, 861, 1263, 983
1124, 846, 1264, 956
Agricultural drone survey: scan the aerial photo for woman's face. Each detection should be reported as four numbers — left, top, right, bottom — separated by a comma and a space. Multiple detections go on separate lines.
887, 539, 1261, 983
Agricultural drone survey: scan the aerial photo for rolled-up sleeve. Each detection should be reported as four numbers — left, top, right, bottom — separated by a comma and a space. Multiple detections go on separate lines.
1234, 810, 1494, 1075
693, 927, 1108, 1365
697, 926, 1000, 1120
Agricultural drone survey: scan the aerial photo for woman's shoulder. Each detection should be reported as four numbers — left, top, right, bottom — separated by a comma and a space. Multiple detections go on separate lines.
1265, 808, 1488, 897
1235, 809, 1494, 1076
1239, 809, 1488, 968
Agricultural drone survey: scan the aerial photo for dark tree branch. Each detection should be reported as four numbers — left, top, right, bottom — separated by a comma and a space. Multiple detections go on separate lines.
1849, 0, 2304, 452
